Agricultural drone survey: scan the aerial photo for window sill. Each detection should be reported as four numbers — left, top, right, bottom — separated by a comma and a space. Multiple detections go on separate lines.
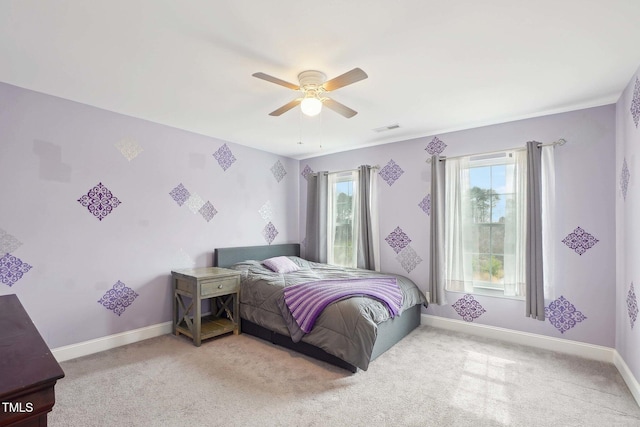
446, 288, 525, 301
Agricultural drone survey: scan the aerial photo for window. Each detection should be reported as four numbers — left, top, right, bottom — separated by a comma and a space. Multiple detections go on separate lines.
467, 154, 512, 294
327, 172, 358, 268
445, 151, 526, 298
305, 165, 379, 270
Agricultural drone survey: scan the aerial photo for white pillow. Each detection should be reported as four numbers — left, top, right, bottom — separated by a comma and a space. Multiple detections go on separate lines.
262, 256, 300, 273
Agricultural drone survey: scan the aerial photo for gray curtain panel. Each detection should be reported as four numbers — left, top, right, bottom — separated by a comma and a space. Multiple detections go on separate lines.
356, 165, 376, 270
305, 171, 329, 263
429, 155, 447, 305
526, 141, 545, 320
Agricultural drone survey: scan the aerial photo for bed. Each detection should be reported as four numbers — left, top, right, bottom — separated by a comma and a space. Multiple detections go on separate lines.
214, 243, 427, 372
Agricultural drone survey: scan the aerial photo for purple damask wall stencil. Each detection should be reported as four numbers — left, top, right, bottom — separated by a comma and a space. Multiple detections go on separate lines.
199, 202, 218, 222
628, 283, 638, 329
0, 253, 32, 287
97, 280, 139, 316
301, 164, 313, 181
262, 222, 278, 245
631, 77, 640, 128
419, 194, 431, 215
620, 158, 630, 200
452, 294, 486, 322
213, 143, 237, 171
169, 183, 190, 206
396, 245, 422, 273
425, 136, 447, 155
545, 296, 587, 334
115, 137, 143, 161
271, 160, 287, 182
262, 221, 278, 244
77, 182, 121, 221
379, 159, 404, 186
385, 226, 411, 254
0, 228, 22, 255
561, 226, 599, 255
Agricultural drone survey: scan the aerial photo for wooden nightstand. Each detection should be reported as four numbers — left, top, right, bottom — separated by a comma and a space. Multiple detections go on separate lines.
171, 267, 241, 346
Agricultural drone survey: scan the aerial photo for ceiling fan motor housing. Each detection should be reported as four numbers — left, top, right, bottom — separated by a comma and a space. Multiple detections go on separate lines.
253, 68, 365, 118
298, 70, 327, 90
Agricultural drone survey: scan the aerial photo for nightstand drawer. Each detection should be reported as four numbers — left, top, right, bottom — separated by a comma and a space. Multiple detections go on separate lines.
201, 276, 239, 296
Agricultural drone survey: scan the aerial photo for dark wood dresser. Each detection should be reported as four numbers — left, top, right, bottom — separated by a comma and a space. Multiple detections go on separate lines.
0, 294, 65, 427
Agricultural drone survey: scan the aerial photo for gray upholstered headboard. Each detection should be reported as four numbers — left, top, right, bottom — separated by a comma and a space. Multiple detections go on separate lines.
214, 243, 301, 268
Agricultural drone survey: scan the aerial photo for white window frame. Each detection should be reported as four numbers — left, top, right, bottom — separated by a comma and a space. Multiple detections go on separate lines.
466, 153, 515, 297
327, 171, 359, 268
445, 150, 526, 300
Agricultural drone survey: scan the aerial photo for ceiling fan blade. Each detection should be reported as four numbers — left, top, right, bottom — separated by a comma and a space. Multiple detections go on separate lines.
322, 68, 368, 91
323, 98, 358, 118
269, 99, 302, 116
252, 72, 300, 90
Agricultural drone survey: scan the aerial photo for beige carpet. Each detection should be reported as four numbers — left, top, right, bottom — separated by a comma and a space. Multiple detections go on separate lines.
49, 326, 640, 427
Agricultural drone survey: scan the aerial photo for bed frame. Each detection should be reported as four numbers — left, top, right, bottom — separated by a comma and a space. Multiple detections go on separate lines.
214, 243, 421, 372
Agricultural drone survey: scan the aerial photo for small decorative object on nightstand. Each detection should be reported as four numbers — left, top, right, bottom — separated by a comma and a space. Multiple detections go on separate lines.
171, 267, 241, 346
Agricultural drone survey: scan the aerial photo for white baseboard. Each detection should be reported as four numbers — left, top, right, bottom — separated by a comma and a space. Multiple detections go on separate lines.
51, 321, 173, 362
421, 314, 614, 362
614, 350, 640, 407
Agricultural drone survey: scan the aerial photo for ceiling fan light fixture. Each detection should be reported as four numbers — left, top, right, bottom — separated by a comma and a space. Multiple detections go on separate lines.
253, 68, 366, 118
300, 93, 322, 116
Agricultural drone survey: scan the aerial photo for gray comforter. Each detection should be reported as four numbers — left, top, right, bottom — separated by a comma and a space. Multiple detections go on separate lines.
229, 257, 426, 370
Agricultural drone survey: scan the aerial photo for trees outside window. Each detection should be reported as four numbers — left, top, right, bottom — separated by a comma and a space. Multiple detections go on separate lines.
444, 151, 525, 298
328, 173, 358, 268
466, 162, 510, 290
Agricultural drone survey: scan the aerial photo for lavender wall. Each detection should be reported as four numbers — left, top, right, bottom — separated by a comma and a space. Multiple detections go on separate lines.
0, 79, 623, 357
300, 105, 616, 347
0, 82, 299, 349
615, 68, 640, 381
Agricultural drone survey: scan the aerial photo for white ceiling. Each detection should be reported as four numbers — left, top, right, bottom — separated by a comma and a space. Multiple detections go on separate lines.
2, 1, 640, 159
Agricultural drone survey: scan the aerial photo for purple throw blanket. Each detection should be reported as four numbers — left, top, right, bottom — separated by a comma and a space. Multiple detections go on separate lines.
282, 277, 403, 334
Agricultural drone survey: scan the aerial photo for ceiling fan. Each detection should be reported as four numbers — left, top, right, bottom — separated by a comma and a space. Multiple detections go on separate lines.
252, 68, 368, 118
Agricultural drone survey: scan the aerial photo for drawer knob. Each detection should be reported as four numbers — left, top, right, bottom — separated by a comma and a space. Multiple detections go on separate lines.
218, 284, 223, 289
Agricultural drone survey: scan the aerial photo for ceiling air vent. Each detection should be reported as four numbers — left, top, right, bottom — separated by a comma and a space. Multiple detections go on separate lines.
373, 123, 400, 133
